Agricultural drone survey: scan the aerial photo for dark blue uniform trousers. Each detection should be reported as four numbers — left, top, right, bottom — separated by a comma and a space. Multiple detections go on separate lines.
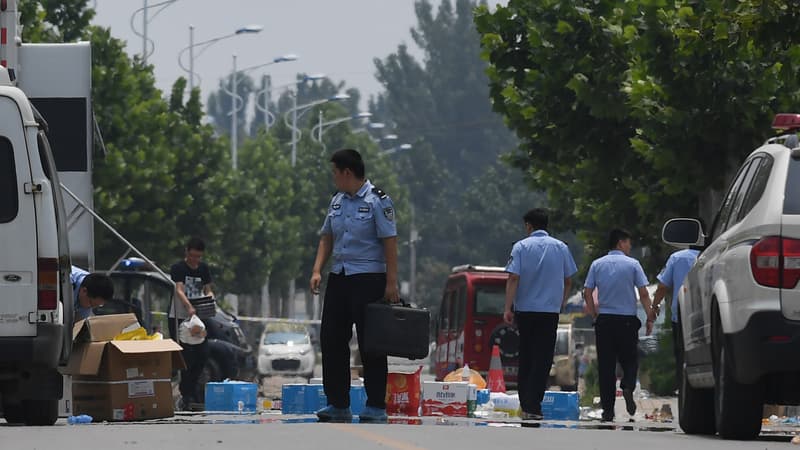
321, 271, 387, 409
516, 311, 560, 415
595, 314, 641, 415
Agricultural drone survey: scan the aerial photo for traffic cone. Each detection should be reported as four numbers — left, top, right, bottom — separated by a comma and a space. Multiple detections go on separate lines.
487, 344, 506, 393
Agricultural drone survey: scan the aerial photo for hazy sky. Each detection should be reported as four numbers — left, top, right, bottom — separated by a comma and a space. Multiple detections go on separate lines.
92, 0, 434, 106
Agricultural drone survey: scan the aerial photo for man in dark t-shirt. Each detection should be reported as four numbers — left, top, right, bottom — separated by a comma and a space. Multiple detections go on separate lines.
169, 237, 214, 409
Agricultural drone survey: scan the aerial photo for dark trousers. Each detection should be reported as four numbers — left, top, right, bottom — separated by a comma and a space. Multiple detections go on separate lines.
595, 314, 640, 415
321, 272, 387, 409
516, 312, 559, 414
169, 318, 210, 402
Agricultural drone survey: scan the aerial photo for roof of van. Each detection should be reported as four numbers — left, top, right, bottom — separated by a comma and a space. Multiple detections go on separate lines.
451, 264, 508, 273
0, 80, 38, 128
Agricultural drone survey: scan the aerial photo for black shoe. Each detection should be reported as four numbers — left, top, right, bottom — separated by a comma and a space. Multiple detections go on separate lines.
622, 388, 636, 416
520, 411, 544, 421
601, 412, 614, 422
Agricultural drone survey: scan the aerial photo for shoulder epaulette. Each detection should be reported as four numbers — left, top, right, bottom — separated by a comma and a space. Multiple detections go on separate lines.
371, 187, 388, 199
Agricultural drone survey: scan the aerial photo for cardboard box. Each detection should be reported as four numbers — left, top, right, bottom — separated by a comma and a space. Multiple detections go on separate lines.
205, 381, 258, 412
64, 314, 185, 421
542, 391, 580, 420
421, 382, 476, 417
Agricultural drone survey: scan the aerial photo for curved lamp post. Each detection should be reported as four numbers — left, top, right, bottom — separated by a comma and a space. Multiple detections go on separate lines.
130, 0, 179, 64
224, 54, 298, 169
177, 24, 263, 92
255, 73, 325, 134
283, 93, 350, 166
311, 111, 372, 151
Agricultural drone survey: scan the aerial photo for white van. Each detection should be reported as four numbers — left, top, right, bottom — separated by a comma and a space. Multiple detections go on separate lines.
0, 65, 72, 425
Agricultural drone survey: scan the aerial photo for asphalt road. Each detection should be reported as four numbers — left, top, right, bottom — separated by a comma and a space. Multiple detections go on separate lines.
1, 416, 795, 450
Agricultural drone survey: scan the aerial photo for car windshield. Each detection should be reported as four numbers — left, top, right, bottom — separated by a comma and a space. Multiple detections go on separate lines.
264, 332, 309, 345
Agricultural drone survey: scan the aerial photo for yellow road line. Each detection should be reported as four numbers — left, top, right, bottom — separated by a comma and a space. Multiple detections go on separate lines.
327, 423, 428, 450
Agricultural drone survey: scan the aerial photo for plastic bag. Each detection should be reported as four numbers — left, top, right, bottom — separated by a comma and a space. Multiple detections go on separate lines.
386, 366, 422, 416
179, 314, 206, 345
444, 367, 487, 389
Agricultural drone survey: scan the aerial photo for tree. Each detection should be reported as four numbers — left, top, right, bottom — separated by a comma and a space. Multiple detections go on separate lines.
476, 0, 800, 270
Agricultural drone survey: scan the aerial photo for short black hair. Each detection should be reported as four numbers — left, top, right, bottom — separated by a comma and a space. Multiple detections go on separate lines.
81, 273, 114, 301
186, 237, 205, 252
523, 208, 548, 230
330, 148, 365, 179
608, 228, 632, 250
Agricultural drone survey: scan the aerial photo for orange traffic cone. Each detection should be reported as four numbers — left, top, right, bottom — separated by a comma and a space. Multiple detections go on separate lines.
487, 344, 506, 393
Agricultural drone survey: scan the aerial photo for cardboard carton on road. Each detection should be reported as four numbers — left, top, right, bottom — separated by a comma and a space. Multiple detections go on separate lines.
64, 314, 185, 421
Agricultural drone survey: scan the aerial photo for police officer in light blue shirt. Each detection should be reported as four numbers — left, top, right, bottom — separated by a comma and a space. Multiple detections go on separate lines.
504, 208, 577, 420
583, 229, 655, 422
310, 148, 399, 424
652, 246, 700, 387
70, 265, 114, 321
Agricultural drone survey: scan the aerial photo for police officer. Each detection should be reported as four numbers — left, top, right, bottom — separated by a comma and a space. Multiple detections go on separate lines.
310, 148, 399, 423
71, 266, 114, 320
504, 208, 577, 420
652, 243, 700, 388
583, 229, 655, 422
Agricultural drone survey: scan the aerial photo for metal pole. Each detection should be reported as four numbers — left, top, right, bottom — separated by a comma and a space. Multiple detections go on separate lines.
264, 77, 271, 131
291, 91, 298, 167
231, 54, 238, 170
410, 203, 417, 302
188, 25, 194, 92
318, 110, 323, 143
142, 0, 149, 64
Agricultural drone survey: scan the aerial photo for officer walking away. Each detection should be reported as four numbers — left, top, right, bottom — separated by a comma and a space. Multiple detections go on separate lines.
583, 229, 655, 422
310, 148, 399, 423
504, 208, 577, 420
169, 237, 214, 410
71, 266, 114, 321
652, 239, 700, 389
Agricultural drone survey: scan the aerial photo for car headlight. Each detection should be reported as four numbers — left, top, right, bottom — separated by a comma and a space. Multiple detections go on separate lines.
299, 347, 310, 355
261, 348, 271, 356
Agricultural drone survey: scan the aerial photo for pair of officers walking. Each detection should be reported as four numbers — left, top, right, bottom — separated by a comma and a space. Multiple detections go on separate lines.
504, 210, 657, 422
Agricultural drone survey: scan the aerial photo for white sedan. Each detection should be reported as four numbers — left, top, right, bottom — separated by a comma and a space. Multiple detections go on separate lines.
257, 330, 316, 380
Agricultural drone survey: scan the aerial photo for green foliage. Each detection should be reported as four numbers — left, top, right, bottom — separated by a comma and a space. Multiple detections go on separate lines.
581, 360, 600, 407
476, 0, 800, 270
640, 327, 677, 396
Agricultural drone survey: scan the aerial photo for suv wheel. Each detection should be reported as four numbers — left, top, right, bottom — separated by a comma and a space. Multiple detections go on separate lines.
22, 399, 58, 426
677, 321, 715, 435
712, 308, 763, 440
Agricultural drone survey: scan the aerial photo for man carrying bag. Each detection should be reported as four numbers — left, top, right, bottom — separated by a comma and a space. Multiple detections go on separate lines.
309, 149, 399, 423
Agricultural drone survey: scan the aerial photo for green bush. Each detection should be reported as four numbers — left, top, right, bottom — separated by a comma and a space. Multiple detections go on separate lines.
581, 360, 599, 407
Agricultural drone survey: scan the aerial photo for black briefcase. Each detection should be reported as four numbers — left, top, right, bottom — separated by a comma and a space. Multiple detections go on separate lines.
363, 300, 430, 360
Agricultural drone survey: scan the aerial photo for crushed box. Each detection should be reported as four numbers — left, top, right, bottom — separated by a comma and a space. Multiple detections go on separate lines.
64, 314, 185, 421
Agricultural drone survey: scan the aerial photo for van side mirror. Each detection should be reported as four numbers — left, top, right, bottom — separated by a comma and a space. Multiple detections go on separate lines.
662, 218, 705, 247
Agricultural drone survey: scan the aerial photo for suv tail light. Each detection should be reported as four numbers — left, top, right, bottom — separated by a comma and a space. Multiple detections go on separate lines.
37, 257, 59, 310
750, 236, 800, 288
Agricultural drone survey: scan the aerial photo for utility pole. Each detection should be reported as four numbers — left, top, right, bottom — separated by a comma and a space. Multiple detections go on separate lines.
142, 0, 149, 64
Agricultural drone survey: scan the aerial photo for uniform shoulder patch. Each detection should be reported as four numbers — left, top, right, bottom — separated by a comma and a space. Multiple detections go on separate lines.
371, 186, 388, 199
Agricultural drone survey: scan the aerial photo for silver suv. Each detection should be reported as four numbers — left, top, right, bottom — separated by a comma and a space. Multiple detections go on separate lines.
663, 113, 800, 440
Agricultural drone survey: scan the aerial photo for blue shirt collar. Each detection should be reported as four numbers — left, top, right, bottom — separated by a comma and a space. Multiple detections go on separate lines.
608, 250, 625, 256
530, 230, 549, 237
345, 180, 371, 199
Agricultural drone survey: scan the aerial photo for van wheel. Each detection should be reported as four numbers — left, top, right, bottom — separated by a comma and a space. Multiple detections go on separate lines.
712, 308, 763, 440
2, 401, 25, 424
22, 399, 58, 426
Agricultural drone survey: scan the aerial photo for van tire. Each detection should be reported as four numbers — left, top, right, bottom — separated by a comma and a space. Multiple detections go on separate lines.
22, 399, 58, 426
2, 401, 25, 424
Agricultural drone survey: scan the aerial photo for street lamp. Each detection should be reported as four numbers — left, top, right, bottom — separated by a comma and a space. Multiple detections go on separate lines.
312, 111, 372, 146
255, 74, 326, 133
129, 0, 179, 64
225, 54, 298, 169
284, 93, 350, 166
177, 23, 263, 92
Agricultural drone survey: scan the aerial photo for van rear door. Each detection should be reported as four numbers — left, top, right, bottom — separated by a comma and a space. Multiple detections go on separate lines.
781, 154, 800, 317
0, 96, 38, 337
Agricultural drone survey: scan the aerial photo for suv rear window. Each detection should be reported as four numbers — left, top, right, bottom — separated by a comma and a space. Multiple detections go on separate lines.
0, 137, 19, 223
786, 157, 800, 214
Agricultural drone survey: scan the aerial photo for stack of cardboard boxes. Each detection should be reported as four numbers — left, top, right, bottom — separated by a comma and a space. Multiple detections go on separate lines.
64, 314, 184, 421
